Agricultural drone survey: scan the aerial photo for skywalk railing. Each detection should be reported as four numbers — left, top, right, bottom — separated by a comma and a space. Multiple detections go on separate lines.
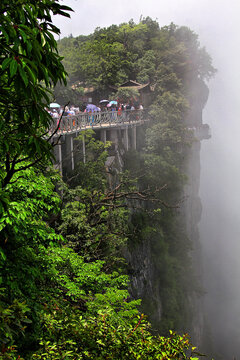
49, 109, 147, 136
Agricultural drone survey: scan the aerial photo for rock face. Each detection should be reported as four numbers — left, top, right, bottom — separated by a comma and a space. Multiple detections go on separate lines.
183, 139, 204, 345
125, 78, 210, 342
183, 78, 210, 344
185, 77, 209, 127
125, 237, 163, 327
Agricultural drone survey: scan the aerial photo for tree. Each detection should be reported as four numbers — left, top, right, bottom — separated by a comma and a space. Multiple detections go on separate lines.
136, 50, 156, 83
115, 87, 140, 103
0, 166, 64, 352
0, 0, 72, 195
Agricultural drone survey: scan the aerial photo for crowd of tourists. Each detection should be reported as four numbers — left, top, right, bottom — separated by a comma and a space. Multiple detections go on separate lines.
47, 101, 144, 119
47, 105, 80, 118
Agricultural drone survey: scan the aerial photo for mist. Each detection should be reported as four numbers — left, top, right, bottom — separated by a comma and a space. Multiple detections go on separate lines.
200, 8, 240, 358
55, 1, 240, 358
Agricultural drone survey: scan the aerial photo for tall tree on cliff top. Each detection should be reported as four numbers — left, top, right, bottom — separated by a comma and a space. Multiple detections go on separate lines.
0, 0, 72, 199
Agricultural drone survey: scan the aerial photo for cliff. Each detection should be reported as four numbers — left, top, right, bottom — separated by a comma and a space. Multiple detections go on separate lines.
124, 77, 211, 342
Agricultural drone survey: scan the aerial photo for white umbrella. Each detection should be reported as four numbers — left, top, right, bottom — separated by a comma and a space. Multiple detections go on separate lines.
49, 102, 61, 108
99, 99, 109, 104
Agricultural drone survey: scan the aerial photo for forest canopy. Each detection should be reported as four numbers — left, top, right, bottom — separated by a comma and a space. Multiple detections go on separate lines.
56, 17, 215, 99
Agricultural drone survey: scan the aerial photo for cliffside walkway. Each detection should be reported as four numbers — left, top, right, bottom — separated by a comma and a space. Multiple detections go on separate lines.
51, 109, 210, 176
49, 109, 148, 137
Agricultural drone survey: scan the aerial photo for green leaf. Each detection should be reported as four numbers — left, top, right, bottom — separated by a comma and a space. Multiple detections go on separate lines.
18, 66, 28, 86
19, 28, 27, 43
0, 26, 9, 42
25, 65, 37, 83
1, 57, 12, 71
40, 32, 46, 47
0, 247, 6, 261
9, 59, 18, 77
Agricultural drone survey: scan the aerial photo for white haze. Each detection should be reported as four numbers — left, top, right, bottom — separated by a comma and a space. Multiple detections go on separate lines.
55, 1, 240, 358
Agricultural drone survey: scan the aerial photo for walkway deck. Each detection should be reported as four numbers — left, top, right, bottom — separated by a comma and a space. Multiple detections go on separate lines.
49, 109, 148, 136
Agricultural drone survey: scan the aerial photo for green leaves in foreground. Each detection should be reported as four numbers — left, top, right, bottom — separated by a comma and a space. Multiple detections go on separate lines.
1, 313, 201, 360
0, 162, 203, 360
31, 314, 199, 360
0, 0, 72, 190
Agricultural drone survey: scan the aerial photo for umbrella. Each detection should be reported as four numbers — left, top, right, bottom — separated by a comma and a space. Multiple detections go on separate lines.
86, 104, 98, 112
99, 99, 109, 104
49, 102, 61, 108
109, 100, 118, 105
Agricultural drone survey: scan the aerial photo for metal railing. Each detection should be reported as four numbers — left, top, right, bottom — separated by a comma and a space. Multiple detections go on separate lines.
49, 109, 147, 136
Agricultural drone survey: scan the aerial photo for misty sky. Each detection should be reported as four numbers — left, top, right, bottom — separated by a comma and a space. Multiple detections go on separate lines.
54, 0, 239, 58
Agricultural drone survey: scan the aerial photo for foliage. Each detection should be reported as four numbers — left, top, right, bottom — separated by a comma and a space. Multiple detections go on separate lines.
57, 184, 129, 265
30, 314, 199, 360
0, 0, 72, 193
0, 297, 31, 348
136, 50, 157, 83
66, 130, 110, 191
115, 88, 140, 103
0, 166, 63, 351
0, 164, 134, 355
57, 130, 130, 267
40, 245, 141, 321
0, 164, 201, 360
58, 18, 216, 93
53, 82, 84, 107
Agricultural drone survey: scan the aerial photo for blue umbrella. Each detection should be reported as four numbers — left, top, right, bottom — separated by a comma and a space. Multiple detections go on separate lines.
109, 100, 118, 106
86, 104, 98, 112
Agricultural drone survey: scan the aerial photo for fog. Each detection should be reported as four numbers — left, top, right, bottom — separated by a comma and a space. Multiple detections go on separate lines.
200, 13, 240, 359
55, 1, 240, 358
